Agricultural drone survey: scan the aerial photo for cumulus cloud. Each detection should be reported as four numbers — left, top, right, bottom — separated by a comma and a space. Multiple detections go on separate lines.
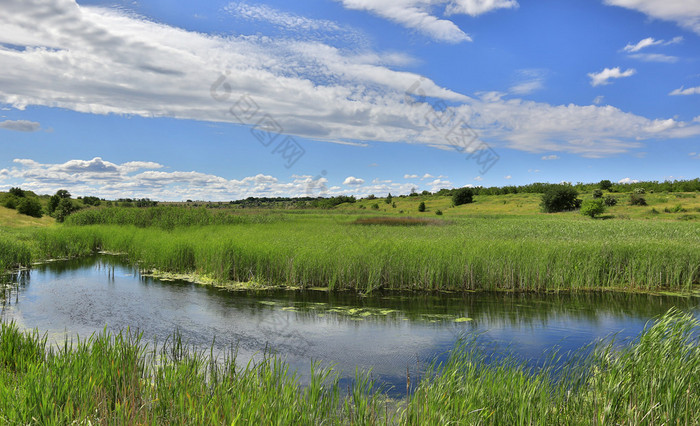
0, 119, 40, 132
588, 67, 636, 86
0, 0, 697, 159
604, 0, 700, 35
473, 176, 483, 181
670, 86, 700, 96
618, 177, 640, 184
336, 0, 518, 43
404, 174, 419, 179
343, 176, 365, 185
504, 175, 512, 179
541, 155, 559, 160
628, 53, 678, 63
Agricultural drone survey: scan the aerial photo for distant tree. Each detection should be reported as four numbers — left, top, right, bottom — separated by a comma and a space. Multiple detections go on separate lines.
580, 199, 605, 218
604, 196, 618, 206
17, 198, 43, 218
81, 196, 101, 206
366, 194, 376, 200
55, 189, 71, 199
371, 203, 379, 210
3, 196, 18, 210
599, 180, 613, 191
55, 198, 77, 222
592, 189, 603, 199
409, 187, 418, 197
435, 209, 443, 216
633, 187, 646, 195
421, 190, 430, 196
385, 193, 393, 204
9, 187, 25, 198
540, 185, 580, 213
452, 187, 474, 206
392, 202, 396, 208
629, 193, 647, 206
418, 201, 426, 212
48, 189, 72, 214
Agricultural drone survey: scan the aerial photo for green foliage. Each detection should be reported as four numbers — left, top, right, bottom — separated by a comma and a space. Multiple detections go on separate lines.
452, 187, 474, 206
435, 210, 443, 216
634, 187, 646, 195
580, 199, 605, 218
540, 185, 580, 213
54, 198, 78, 223
16, 198, 43, 218
603, 195, 618, 206
599, 179, 613, 191
3, 195, 19, 210
629, 193, 647, 206
385, 193, 392, 204
8, 187, 25, 198
592, 189, 603, 199
371, 203, 379, 210
418, 201, 426, 212
81, 196, 101, 206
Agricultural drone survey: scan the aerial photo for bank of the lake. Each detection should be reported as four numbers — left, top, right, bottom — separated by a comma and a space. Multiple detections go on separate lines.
0, 309, 698, 424
2, 207, 698, 294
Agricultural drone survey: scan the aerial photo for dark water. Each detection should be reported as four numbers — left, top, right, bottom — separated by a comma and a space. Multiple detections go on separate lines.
2, 255, 698, 394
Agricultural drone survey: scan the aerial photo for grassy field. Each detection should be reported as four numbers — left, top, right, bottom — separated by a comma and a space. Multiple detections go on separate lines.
0, 309, 697, 424
1, 197, 699, 292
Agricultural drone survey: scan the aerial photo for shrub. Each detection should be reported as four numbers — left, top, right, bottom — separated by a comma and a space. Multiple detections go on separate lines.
580, 199, 605, 218
604, 196, 618, 206
452, 188, 474, 206
370, 203, 379, 210
385, 193, 392, 204
3, 195, 18, 210
435, 210, 443, 216
599, 179, 613, 191
592, 189, 603, 199
629, 193, 647, 206
9, 187, 25, 197
55, 198, 78, 223
392, 202, 396, 208
634, 187, 646, 195
540, 185, 580, 213
16, 198, 43, 218
81, 196, 101, 206
418, 201, 426, 212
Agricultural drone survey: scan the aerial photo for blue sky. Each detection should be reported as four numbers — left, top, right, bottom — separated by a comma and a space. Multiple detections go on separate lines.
0, 0, 698, 200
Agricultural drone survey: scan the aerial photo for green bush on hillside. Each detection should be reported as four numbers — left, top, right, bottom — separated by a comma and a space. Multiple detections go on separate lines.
452, 187, 474, 206
17, 198, 43, 218
580, 199, 605, 218
540, 185, 581, 213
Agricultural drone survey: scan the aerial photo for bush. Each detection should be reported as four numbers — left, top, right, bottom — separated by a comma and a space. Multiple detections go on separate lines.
435, 210, 443, 216
16, 198, 43, 218
592, 189, 603, 199
580, 199, 605, 218
9, 187, 25, 198
370, 203, 379, 210
540, 185, 580, 213
634, 187, 646, 195
452, 188, 474, 206
629, 194, 647, 206
599, 179, 613, 191
418, 201, 426, 212
3, 195, 18, 210
385, 193, 392, 204
55, 198, 78, 223
604, 196, 618, 206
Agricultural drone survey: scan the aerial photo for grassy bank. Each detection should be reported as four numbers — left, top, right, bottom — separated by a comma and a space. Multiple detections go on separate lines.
0, 309, 697, 424
1, 207, 699, 292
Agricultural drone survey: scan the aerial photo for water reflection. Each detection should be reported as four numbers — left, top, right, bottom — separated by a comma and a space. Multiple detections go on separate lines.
2, 255, 698, 395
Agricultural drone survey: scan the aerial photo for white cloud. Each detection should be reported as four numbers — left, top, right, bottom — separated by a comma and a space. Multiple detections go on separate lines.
588, 67, 636, 86
422, 173, 434, 179
593, 95, 605, 105
426, 178, 452, 191
343, 176, 365, 186
404, 174, 419, 179
541, 154, 559, 160
473, 176, 483, 181
623, 37, 662, 52
0, 119, 40, 132
335, 0, 518, 43
628, 53, 678, 63
0, 0, 697, 159
689, 152, 700, 159
618, 177, 640, 184
670, 86, 700, 96
604, 0, 700, 35
504, 175, 512, 179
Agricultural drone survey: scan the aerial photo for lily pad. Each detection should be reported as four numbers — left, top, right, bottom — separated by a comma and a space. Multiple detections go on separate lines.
454, 317, 473, 323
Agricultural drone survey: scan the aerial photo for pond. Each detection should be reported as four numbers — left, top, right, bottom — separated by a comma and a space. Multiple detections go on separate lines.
2, 255, 698, 395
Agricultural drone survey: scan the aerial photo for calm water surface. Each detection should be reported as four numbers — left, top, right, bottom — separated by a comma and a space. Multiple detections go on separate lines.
2, 255, 698, 393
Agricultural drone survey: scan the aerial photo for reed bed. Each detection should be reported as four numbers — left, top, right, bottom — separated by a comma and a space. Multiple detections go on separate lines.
0, 309, 697, 424
2, 209, 699, 292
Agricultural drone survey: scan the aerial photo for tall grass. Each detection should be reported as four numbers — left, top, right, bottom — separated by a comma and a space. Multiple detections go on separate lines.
2, 209, 699, 292
402, 308, 700, 424
0, 309, 697, 424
